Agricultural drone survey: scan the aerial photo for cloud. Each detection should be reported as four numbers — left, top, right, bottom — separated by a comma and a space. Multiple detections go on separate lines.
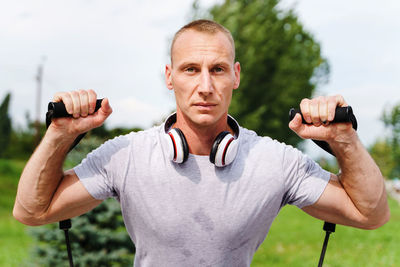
108, 97, 173, 129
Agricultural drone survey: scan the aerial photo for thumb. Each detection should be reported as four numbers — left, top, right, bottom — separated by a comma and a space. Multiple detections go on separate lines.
91, 98, 112, 127
288, 113, 304, 134
98, 98, 113, 118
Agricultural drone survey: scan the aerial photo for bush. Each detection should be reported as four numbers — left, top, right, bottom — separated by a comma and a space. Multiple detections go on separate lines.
29, 199, 135, 267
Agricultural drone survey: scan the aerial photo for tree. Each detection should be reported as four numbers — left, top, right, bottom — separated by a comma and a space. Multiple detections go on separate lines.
0, 92, 11, 157
5, 112, 46, 160
382, 102, 400, 178
195, 0, 329, 146
369, 139, 396, 179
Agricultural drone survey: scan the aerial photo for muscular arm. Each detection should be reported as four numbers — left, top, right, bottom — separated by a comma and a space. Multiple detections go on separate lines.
13, 90, 111, 226
290, 95, 389, 229
303, 136, 389, 229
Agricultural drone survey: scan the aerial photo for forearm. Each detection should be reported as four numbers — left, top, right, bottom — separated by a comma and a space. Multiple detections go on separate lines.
14, 128, 77, 220
330, 131, 389, 225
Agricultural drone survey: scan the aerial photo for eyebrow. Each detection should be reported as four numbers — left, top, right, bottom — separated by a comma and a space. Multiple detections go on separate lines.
177, 61, 232, 70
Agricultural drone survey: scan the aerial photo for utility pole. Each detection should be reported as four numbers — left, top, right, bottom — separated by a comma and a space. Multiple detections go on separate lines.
34, 58, 45, 147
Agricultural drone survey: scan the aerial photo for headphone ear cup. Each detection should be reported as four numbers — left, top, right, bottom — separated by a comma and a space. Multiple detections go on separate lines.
167, 128, 189, 163
210, 131, 237, 167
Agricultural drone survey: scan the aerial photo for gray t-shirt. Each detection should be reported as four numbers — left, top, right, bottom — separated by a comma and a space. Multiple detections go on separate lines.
74, 124, 330, 267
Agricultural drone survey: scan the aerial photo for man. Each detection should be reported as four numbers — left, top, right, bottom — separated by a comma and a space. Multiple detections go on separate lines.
14, 19, 389, 266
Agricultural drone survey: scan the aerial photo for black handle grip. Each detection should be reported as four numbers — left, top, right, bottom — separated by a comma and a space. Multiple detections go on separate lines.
289, 106, 354, 124
45, 98, 104, 151
288, 105, 358, 156
48, 99, 103, 118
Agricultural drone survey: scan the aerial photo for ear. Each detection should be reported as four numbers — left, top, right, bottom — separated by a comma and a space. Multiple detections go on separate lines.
165, 64, 173, 90
233, 62, 241, 90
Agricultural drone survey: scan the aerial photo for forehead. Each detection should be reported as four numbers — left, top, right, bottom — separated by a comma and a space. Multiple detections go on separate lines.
171, 30, 235, 64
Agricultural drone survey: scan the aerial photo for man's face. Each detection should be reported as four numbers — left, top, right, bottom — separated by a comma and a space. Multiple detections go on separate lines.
165, 30, 240, 128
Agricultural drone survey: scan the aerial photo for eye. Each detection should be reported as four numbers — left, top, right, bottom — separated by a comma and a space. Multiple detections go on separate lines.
212, 66, 224, 73
185, 67, 196, 73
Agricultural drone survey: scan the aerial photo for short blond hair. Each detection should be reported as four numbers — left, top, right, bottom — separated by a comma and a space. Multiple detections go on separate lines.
170, 19, 235, 64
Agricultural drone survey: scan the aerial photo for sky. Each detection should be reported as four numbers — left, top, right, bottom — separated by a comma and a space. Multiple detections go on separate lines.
1, 0, 399, 158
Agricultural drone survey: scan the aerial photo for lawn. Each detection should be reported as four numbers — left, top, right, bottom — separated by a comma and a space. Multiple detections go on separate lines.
1, 158, 399, 266
0, 159, 32, 267
252, 197, 400, 266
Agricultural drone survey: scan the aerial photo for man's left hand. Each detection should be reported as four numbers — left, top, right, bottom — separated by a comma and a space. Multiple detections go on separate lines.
289, 95, 356, 144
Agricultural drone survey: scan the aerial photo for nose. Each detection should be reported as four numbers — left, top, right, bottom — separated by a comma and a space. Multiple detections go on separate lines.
197, 69, 213, 95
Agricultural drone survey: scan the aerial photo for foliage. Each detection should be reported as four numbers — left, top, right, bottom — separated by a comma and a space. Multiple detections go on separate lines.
316, 156, 339, 174
369, 139, 396, 179
199, 0, 329, 147
382, 102, 400, 178
0, 92, 12, 157
7, 124, 45, 160
63, 136, 105, 169
29, 199, 135, 267
106, 126, 143, 138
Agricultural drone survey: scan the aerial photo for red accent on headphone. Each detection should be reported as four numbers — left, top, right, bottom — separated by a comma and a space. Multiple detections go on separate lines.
222, 137, 235, 166
168, 132, 177, 161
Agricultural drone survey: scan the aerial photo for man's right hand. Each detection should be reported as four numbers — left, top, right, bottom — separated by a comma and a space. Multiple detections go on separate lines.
49, 89, 112, 138
13, 89, 110, 226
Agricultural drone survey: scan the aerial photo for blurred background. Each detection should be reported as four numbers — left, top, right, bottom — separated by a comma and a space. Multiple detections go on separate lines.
1, 0, 399, 266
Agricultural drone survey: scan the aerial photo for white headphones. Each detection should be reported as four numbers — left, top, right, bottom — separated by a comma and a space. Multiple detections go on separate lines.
164, 113, 240, 167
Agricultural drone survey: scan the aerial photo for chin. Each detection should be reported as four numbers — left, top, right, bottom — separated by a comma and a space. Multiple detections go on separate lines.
191, 112, 224, 127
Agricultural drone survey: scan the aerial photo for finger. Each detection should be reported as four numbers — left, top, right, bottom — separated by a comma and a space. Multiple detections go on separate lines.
78, 90, 89, 117
87, 89, 97, 114
52, 92, 63, 103
335, 94, 348, 107
70, 91, 81, 118
319, 98, 328, 124
300, 98, 312, 124
327, 97, 337, 121
309, 98, 321, 126
53, 92, 74, 115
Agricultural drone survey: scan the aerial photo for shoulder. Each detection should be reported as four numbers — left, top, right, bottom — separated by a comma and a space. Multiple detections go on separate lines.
239, 127, 298, 155
238, 126, 312, 172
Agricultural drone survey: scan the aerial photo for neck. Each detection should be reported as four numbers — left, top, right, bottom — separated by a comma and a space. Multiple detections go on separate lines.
174, 112, 231, 155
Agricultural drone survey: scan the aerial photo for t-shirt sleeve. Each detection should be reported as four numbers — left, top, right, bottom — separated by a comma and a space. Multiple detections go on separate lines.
281, 144, 331, 209
74, 135, 131, 201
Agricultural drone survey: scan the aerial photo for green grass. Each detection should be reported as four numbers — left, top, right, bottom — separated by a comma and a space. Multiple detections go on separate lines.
1, 158, 400, 266
0, 159, 32, 267
252, 198, 400, 266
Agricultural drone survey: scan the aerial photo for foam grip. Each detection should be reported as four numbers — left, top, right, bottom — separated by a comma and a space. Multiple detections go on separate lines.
48, 99, 103, 118
289, 106, 354, 124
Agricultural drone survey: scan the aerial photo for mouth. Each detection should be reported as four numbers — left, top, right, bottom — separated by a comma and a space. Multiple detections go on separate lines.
193, 102, 217, 110
194, 102, 217, 107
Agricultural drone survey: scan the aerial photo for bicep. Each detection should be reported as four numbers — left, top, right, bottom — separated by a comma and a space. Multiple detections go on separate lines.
41, 169, 102, 224
302, 174, 368, 228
